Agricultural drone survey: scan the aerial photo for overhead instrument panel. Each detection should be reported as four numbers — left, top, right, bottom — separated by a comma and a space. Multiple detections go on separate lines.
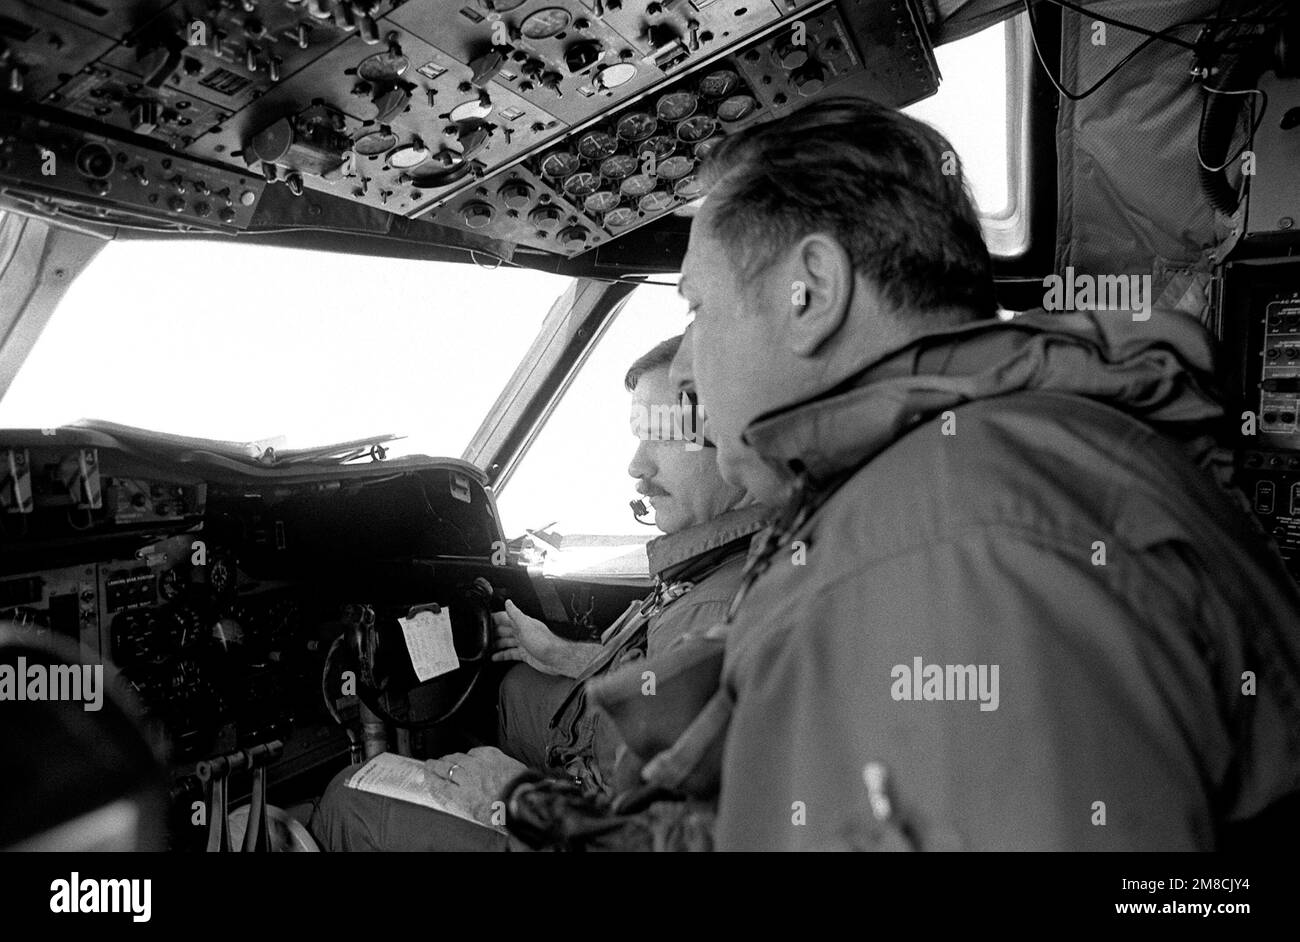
0, 0, 938, 258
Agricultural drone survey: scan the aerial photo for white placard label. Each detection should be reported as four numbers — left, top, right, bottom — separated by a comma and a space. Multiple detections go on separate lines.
398, 608, 459, 682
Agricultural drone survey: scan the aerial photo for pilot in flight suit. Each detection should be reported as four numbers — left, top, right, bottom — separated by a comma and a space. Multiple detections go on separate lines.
310, 334, 766, 851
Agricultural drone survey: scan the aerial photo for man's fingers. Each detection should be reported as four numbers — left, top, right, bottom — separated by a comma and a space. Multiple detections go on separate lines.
505, 600, 535, 630
491, 649, 523, 663
427, 774, 457, 800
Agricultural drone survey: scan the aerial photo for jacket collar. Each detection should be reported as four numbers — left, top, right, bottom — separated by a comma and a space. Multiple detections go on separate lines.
645, 503, 770, 583
743, 309, 1224, 487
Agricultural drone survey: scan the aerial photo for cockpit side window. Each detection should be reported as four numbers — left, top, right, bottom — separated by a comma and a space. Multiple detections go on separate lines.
904, 14, 1032, 258
494, 279, 691, 577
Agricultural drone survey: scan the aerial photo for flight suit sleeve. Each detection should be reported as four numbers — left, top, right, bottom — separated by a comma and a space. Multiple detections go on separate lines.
713, 532, 1232, 851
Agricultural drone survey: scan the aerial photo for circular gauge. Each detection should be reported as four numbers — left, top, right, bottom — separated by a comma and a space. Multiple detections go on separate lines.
596, 62, 638, 89
491, 0, 528, 10
212, 615, 245, 651
358, 51, 409, 82
450, 97, 493, 122
539, 149, 580, 179
409, 152, 472, 188
354, 130, 398, 156
656, 154, 695, 181
521, 7, 571, 40
656, 91, 698, 122
615, 112, 657, 142
717, 94, 757, 123
619, 174, 655, 198
674, 175, 706, 199
584, 190, 620, 214
577, 130, 617, 160
676, 114, 717, 143
638, 134, 676, 159
638, 189, 675, 213
599, 153, 639, 180
694, 136, 723, 160
562, 171, 601, 197
112, 611, 164, 666
389, 143, 431, 169
168, 607, 210, 652
699, 69, 740, 98
209, 558, 232, 595
604, 206, 637, 228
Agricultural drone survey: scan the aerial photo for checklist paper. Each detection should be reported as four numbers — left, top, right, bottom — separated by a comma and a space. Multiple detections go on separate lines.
398, 608, 460, 682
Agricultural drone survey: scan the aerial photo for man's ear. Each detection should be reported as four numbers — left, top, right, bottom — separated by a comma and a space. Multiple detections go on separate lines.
785, 233, 853, 358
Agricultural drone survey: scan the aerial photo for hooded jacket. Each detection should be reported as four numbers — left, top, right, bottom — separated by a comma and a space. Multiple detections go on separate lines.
712, 308, 1300, 851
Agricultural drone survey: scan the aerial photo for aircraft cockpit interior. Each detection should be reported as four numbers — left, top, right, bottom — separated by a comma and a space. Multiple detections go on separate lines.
1, 0, 1299, 891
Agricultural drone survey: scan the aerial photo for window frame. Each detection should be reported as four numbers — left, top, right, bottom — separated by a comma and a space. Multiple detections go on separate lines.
979, 13, 1035, 260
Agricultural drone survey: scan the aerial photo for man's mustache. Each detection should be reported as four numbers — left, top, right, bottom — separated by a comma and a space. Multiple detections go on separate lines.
636, 482, 670, 497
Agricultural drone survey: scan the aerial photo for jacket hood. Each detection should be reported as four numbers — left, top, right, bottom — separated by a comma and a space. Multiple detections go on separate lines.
743, 308, 1227, 487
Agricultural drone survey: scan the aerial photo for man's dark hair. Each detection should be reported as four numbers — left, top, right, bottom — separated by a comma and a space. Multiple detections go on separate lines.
699, 97, 998, 324
625, 334, 684, 391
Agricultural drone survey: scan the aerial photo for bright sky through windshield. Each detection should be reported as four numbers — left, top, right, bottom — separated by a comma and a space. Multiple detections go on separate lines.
0, 240, 570, 458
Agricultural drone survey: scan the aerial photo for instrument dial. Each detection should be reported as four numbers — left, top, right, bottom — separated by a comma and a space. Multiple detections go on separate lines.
521, 7, 572, 40
619, 174, 655, 198
449, 98, 493, 122
674, 175, 706, 199
209, 558, 232, 595
583, 191, 620, 215
539, 150, 580, 179
596, 62, 638, 89
699, 69, 740, 99
615, 112, 657, 143
165, 607, 209, 653
389, 143, 431, 169
358, 51, 409, 82
604, 206, 636, 228
638, 189, 675, 213
112, 611, 164, 666
562, 171, 601, 197
717, 94, 758, 123
599, 153, 639, 180
577, 131, 618, 160
676, 115, 717, 143
656, 155, 695, 181
656, 91, 698, 122
354, 130, 398, 156
638, 134, 677, 159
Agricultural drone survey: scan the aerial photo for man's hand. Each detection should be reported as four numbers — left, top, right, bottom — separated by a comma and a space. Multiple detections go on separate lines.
491, 600, 602, 678
425, 747, 528, 826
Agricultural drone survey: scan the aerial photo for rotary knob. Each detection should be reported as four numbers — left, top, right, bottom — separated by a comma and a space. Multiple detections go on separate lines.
791, 63, 825, 97
499, 181, 533, 209
528, 205, 563, 231
775, 43, 808, 70
462, 202, 495, 229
